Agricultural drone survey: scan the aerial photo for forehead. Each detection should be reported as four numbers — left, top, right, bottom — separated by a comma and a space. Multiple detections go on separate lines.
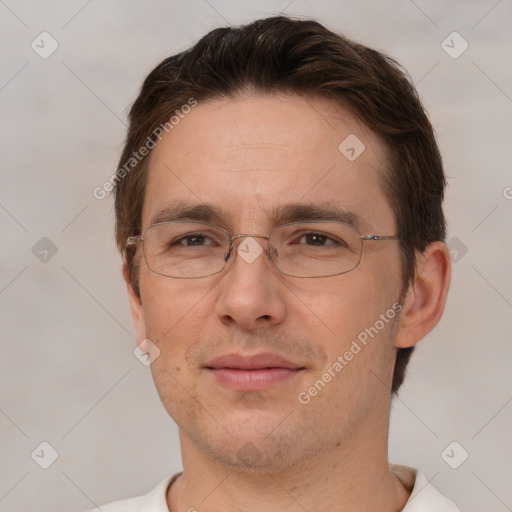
142, 93, 394, 232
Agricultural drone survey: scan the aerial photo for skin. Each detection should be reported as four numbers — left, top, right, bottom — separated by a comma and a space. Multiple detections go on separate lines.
123, 93, 451, 511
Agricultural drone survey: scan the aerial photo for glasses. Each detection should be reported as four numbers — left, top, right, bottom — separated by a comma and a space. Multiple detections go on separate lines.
126, 221, 402, 279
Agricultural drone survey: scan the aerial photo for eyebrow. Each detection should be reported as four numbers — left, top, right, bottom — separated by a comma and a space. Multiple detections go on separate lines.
149, 200, 362, 231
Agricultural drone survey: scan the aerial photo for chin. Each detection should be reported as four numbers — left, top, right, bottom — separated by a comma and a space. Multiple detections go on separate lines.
212, 435, 310, 474
190, 410, 321, 474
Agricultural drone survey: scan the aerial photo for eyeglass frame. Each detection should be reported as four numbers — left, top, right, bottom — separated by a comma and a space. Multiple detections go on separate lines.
126, 220, 404, 279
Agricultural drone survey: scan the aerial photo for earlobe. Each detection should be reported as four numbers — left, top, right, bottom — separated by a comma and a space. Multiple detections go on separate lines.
122, 261, 147, 345
395, 241, 451, 349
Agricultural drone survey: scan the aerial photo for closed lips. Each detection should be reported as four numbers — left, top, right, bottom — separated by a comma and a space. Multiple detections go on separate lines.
205, 353, 305, 370
205, 353, 306, 391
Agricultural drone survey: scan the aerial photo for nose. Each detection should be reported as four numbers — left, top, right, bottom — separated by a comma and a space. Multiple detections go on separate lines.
214, 236, 287, 331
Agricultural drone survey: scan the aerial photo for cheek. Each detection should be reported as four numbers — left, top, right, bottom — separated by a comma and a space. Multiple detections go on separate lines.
291, 267, 401, 386
292, 266, 399, 337
140, 273, 211, 357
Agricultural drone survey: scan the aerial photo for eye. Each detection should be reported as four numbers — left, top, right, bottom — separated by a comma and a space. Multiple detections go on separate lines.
301, 233, 331, 246
172, 232, 216, 247
297, 232, 346, 247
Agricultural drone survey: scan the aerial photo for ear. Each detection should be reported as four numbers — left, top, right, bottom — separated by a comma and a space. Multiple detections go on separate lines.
395, 241, 451, 349
122, 260, 147, 348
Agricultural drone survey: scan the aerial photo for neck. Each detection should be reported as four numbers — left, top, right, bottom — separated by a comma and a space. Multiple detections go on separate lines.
167, 425, 410, 512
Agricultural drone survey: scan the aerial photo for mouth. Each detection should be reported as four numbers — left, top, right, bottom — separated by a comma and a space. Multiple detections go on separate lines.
204, 353, 306, 391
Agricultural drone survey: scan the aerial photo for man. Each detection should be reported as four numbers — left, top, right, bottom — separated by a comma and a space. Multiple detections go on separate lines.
97, 15, 457, 511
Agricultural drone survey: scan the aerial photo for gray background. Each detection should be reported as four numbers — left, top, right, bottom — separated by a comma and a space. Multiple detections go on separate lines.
1, 1, 511, 511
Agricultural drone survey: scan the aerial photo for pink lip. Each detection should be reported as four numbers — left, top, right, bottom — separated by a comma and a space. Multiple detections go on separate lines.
205, 353, 305, 391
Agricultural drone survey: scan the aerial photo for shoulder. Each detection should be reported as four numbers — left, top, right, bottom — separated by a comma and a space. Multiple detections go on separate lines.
82, 473, 181, 512
391, 464, 461, 512
87, 494, 146, 512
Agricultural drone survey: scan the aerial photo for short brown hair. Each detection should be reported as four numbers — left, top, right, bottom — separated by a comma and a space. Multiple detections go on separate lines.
114, 16, 446, 394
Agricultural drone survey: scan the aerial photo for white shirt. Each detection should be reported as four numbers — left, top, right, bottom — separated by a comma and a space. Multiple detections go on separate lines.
88, 465, 460, 511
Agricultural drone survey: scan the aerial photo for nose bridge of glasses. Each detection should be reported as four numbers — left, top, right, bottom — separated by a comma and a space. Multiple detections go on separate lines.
229, 233, 270, 245
226, 233, 274, 264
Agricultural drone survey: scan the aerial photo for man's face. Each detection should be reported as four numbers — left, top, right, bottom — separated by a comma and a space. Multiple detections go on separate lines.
129, 93, 404, 471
